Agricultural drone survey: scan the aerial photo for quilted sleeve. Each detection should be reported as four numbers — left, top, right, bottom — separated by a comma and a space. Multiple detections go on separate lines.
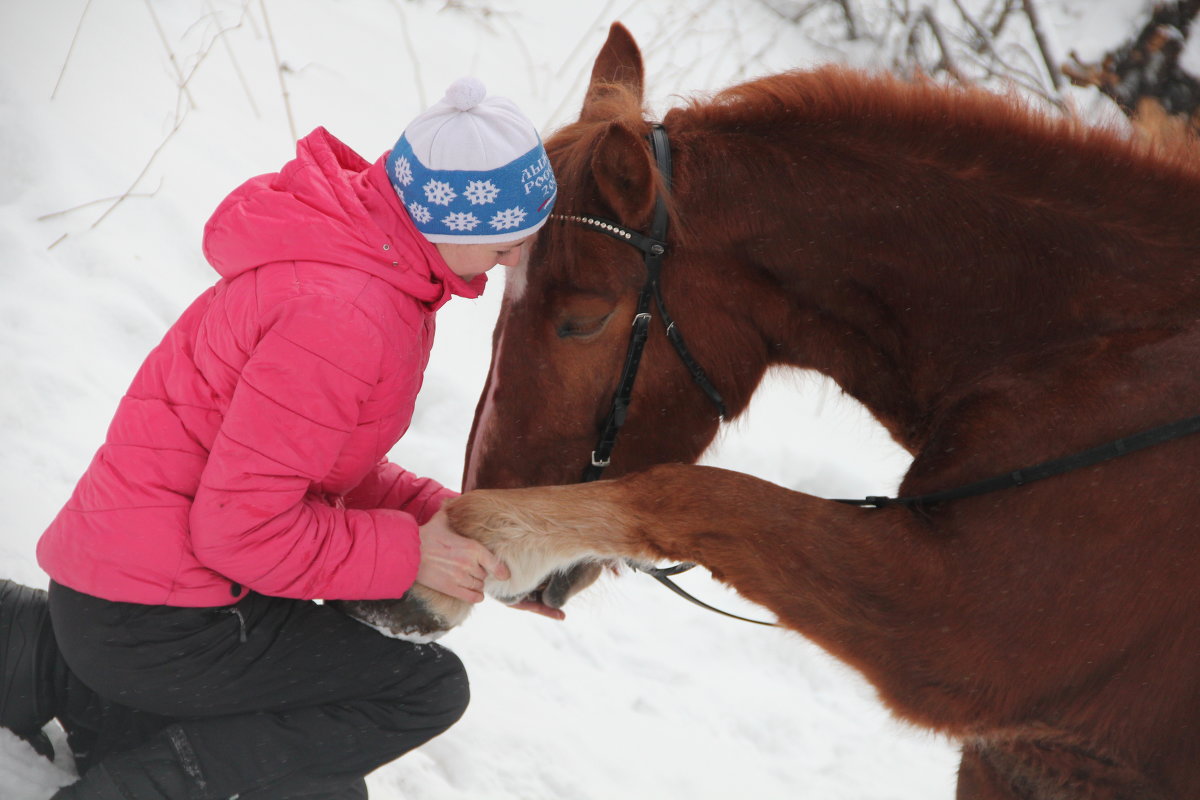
189, 294, 422, 600
342, 460, 457, 524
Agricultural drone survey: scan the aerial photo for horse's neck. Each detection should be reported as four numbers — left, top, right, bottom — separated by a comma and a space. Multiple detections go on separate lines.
681, 103, 1200, 445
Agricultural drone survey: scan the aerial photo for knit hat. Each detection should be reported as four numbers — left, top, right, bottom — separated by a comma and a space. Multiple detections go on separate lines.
387, 78, 557, 244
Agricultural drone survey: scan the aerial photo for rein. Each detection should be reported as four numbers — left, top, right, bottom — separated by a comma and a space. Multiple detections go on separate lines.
835, 414, 1200, 509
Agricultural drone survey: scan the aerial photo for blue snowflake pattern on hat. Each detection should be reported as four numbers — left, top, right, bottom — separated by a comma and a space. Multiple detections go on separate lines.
386, 134, 557, 243
393, 155, 414, 187
444, 211, 480, 232
407, 201, 432, 225
490, 207, 527, 230
423, 179, 457, 206
464, 180, 500, 205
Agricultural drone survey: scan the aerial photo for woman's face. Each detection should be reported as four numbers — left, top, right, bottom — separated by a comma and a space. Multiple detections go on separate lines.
435, 235, 533, 281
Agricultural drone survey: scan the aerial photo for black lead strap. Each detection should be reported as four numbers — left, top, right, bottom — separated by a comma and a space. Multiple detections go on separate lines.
835, 414, 1200, 509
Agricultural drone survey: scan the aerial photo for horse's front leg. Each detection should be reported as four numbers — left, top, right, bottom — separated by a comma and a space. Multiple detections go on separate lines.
447, 462, 957, 723
443, 479, 665, 604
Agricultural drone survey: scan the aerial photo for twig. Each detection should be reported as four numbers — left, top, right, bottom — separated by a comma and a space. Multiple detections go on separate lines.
729, 6, 794, 85
949, 0, 1000, 59
51, 0, 93, 100
209, 0, 260, 117
835, 0, 860, 41
144, 0, 198, 110
1020, 0, 1061, 90
949, 0, 1055, 99
386, 0, 427, 110
755, 0, 822, 24
491, 10, 542, 99
919, 6, 968, 85
259, 0, 297, 142
174, 11, 252, 122
991, 0, 1018, 37
91, 117, 187, 229
957, 44, 1065, 107
543, 0, 633, 128
37, 181, 164, 222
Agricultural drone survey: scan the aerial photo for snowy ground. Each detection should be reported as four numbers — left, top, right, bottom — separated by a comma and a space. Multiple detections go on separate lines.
0, 0, 1156, 797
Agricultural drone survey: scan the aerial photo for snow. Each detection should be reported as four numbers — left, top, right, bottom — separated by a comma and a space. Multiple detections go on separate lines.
0, 0, 1147, 797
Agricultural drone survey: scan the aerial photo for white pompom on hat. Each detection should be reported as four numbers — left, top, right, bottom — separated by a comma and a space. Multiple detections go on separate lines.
387, 78, 557, 244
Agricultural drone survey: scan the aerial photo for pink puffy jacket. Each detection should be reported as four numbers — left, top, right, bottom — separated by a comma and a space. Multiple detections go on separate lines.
38, 128, 485, 607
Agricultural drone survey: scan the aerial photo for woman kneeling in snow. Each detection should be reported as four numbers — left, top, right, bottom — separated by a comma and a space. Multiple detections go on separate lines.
0, 77, 556, 799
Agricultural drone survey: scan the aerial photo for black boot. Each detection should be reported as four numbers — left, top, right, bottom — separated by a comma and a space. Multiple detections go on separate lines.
51, 726, 205, 799
0, 579, 61, 760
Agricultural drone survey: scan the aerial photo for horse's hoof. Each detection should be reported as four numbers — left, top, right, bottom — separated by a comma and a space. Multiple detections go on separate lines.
332, 586, 470, 643
541, 561, 605, 609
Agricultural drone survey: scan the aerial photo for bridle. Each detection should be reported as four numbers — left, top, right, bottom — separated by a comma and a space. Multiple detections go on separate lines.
554, 124, 727, 484
552, 124, 777, 627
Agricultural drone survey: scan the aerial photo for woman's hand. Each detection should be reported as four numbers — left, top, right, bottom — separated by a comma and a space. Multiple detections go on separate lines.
416, 508, 511, 603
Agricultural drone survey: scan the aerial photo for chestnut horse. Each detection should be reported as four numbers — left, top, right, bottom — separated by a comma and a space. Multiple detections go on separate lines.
346, 22, 1200, 800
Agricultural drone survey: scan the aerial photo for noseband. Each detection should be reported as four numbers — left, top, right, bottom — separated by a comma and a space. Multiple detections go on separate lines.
551, 125, 777, 628
552, 124, 728, 484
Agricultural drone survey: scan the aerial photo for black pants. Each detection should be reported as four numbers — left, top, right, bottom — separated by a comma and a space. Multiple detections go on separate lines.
48, 582, 468, 799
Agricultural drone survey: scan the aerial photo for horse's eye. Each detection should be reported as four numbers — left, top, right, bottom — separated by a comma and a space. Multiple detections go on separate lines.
556, 311, 613, 340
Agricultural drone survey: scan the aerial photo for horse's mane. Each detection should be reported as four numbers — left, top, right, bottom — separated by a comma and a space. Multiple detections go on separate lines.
670, 66, 1200, 179
540, 67, 1200, 288
548, 66, 1200, 208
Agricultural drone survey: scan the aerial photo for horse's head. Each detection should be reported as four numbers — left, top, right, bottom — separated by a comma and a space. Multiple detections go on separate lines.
462, 24, 768, 610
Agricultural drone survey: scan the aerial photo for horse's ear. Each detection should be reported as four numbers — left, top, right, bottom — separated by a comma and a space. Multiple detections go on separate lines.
581, 23, 644, 122
591, 122, 656, 225
583, 24, 654, 224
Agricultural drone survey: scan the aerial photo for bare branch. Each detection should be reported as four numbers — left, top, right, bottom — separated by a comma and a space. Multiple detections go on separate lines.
209, 0, 260, 118
756, 0, 823, 23
991, 0, 1018, 38
90, 116, 187, 229
834, 0, 859, 40
919, 6, 969, 85
37, 181, 164, 222
143, 0, 198, 110
52, 0, 94, 100
1020, 0, 1061, 90
949, 0, 999, 59
386, 0, 428, 109
174, 9, 253, 120
259, 0, 297, 142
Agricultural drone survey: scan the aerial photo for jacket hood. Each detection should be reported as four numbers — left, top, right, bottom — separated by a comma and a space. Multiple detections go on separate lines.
202, 127, 485, 307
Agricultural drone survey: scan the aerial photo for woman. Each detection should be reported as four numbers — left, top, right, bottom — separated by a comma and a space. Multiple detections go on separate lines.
1, 77, 556, 798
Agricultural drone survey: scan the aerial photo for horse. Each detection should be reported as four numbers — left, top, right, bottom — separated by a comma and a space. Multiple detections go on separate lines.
345, 22, 1200, 799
